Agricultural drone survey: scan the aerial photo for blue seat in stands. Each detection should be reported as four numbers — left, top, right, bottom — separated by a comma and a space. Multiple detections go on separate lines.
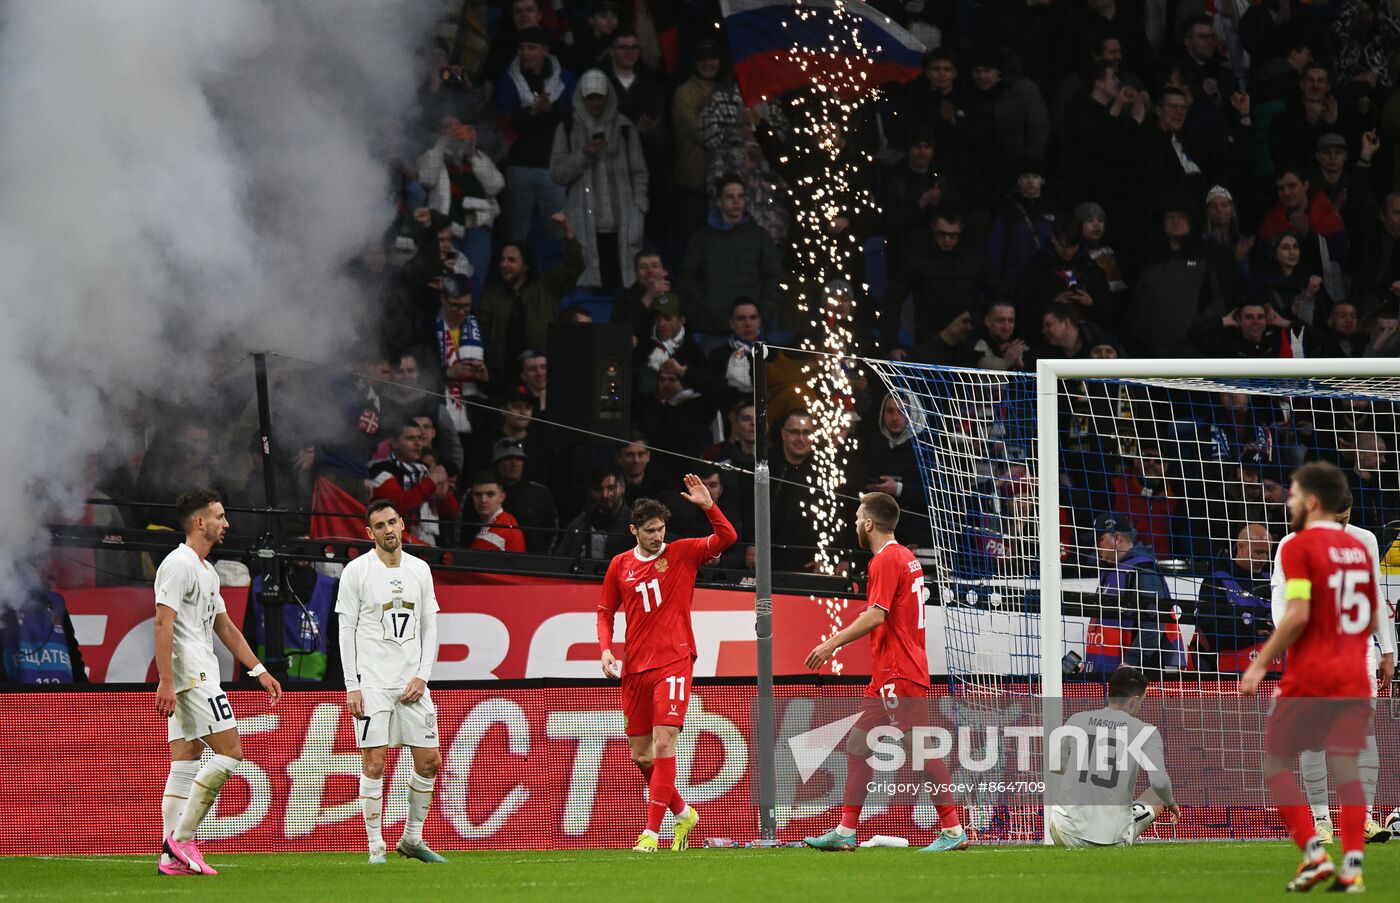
561, 287, 617, 323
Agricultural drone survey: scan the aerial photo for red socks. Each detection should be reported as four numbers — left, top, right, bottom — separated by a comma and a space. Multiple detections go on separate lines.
1337, 780, 1365, 859
841, 752, 873, 830
637, 760, 686, 816
923, 756, 962, 829
1267, 771, 1318, 852
646, 756, 678, 833
840, 752, 962, 832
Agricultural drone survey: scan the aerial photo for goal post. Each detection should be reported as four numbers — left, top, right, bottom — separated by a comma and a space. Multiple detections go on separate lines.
1035, 355, 1400, 692
863, 353, 1400, 843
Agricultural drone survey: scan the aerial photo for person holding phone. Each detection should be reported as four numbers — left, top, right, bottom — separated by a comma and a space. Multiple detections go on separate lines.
549, 68, 648, 292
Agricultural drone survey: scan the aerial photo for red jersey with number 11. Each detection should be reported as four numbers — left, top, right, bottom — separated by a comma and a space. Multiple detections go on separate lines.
597, 505, 737, 675
1278, 521, 1376, 698
866, 541, 930, 691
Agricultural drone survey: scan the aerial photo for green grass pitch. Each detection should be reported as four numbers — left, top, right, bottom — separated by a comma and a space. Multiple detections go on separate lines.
1, 842, 1396, 901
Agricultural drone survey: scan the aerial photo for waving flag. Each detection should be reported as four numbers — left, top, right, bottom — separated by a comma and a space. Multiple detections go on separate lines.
719, 0, 925, 104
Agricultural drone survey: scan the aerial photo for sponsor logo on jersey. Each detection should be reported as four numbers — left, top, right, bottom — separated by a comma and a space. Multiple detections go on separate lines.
655, 559, 669, 573
390, 579, 404, 595
624, 569, 637, 584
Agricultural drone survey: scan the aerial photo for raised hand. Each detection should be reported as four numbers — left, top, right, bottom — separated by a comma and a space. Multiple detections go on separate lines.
680, 472, 714, 510
1362, 129, 1380, 162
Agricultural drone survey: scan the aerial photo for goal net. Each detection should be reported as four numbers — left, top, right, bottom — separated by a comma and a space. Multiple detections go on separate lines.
863, 356, 1400, 843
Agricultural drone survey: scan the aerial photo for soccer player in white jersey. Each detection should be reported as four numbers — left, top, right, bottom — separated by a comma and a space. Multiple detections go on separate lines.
1270, 491, 1397, 844
336, 499, 446, 864
1048, 667, 1180, 848
157, 489, 282, 877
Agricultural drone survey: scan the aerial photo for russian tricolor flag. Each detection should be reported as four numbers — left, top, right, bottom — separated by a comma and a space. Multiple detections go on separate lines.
720, 0, 925, 105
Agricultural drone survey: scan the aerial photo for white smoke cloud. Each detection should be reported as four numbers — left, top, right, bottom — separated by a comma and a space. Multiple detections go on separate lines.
0, 0, 438, 591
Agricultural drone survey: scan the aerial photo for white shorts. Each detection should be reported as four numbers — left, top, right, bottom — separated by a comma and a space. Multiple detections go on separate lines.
168, 680, 237, 743
354, 687, 438, 749
1049, 817, 1127, 849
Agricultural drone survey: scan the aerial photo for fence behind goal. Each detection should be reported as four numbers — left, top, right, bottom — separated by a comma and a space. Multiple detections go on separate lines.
866, 357, 1400, 842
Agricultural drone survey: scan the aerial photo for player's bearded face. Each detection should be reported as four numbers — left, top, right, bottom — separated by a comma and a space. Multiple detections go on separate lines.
854, 509, 869, 549
369, 513, 402, 551
635, 517, 665, 553
201, 504, 229, 545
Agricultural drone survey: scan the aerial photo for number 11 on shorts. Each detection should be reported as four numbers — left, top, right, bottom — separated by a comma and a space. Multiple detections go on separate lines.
666, 675, 686, 700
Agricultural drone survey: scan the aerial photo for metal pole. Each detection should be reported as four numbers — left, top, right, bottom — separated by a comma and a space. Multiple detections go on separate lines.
252, 353, 287, 681
752, 343, 777, 841
1035, 361, 1064, 845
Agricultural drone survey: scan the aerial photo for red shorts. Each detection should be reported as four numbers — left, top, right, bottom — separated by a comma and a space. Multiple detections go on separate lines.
1264, 695, 1374, 757
857, 678, 931, 732
622, 660, 692, 737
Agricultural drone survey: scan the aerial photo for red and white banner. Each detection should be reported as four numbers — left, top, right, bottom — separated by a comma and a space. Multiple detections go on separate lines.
0, 684, 1297, 854
0, 686, 858, 854
62, 579, 875, 683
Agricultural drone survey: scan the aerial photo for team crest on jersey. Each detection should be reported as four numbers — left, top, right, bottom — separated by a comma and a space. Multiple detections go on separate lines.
655, 558, 669, 573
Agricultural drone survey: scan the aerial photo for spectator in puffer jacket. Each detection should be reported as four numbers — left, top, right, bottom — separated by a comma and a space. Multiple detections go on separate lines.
1129, 202, 1228, 358
494, 26, 576, 245
549, 69, 648, 290
986, 160, 1056, 299
962, 46, 1049, 204
679, 173, 784, 333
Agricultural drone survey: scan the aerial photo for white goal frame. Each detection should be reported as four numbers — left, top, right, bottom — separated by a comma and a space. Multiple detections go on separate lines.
1035, 356, 1400, 698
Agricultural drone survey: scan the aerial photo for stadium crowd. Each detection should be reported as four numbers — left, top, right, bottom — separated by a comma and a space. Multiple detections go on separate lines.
30, 1, 1400, 680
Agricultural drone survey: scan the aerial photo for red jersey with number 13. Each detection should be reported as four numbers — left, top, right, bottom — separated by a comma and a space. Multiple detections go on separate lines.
597, 505, 737, 675
865, 541, 930, 691
1278, 521, 1376, 698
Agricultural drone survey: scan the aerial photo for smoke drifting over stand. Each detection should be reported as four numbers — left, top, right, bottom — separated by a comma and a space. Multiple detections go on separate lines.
0, 1, 435, 589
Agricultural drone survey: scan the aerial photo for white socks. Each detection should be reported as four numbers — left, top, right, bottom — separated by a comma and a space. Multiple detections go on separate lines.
403, 772, 435, 844
1299, 748, 1330, 821
1301, 740, 1380, 821
1360, 735, 1379, 814
162, 761, 201, 850
173, 755, 240, 842
360, 776, 385, 849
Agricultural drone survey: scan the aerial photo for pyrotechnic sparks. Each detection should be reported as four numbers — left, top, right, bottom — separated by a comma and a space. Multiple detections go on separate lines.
770, 0, 893, 671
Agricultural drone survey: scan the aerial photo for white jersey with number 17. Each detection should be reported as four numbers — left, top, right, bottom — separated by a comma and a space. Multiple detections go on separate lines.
335, 550, 438, 690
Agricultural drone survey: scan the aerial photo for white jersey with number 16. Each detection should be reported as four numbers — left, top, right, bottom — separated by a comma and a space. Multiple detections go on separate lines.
153, 543, 226, 692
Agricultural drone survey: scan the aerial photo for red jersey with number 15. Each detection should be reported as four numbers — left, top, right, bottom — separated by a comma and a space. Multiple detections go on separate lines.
597, 505, 737, 675
1278, 521, 1377, 698
865, 541, 930, 691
